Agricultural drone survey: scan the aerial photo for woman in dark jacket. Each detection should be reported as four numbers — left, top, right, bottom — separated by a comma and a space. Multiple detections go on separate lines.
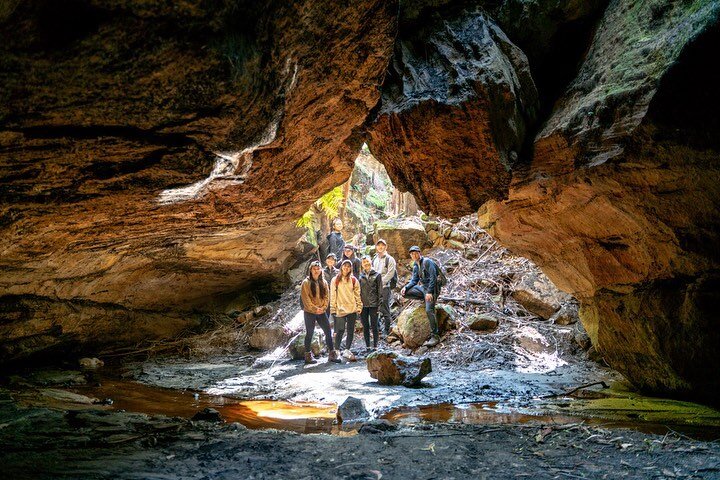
359, 256, 383, 351
327, 218, 345, 260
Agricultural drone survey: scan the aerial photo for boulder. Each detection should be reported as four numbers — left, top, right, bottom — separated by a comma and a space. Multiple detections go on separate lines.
511, 272, 571, 320
288, 333, 322, 360
469, 314, 499, 332
366, 351, 432, 386
248, 326, 290, 351
373, 219, 429, 260
396, 303, 452, 349
336, 396, 370, 424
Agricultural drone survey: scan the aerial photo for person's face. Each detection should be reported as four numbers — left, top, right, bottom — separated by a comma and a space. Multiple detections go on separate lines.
362, 258, 372, 272
344, 248, 354, 258
326, 258, 336, 268
410, 251, 421, 262
334, 220, 343, 231
341, 263, 352, 275
376, 243, 386, 255
310, 265, 322, 279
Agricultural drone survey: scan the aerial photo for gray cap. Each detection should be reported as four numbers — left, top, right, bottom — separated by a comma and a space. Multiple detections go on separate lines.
375, 238, 387, 246
408, 245, 421, 253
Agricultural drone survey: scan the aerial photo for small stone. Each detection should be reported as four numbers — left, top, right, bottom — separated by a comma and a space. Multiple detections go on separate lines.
336, 396, 369, 424
468, 314, 499, 331
191, 408, 223, 423
359, 419, 396, 434
415, 346, 429, 355
341, 349, 357, 362
253, 305, 271, 317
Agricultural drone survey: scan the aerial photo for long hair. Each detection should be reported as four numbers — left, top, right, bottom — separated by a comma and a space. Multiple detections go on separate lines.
336, 259, 353, 286
307, 261, 327, 298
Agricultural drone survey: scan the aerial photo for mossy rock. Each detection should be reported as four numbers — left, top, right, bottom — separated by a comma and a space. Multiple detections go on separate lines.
288, 332, 322, 360
396, 303, 454, 348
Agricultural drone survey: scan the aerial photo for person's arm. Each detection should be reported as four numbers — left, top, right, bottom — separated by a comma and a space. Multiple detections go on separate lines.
353, 278, 362, 314
381, 256, 396, 287
329, 278, 337, 315
375, 274, 382, 303
426, 259, 438, 295
405, 262, 419, 291
300, 280, 312, 312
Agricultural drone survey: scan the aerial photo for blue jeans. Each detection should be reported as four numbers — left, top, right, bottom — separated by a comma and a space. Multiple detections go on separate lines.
403, 285, 438, 335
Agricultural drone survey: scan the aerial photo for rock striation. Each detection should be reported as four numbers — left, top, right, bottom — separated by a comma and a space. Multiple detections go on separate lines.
0, 0, 398, 358
479, 0, 720, 399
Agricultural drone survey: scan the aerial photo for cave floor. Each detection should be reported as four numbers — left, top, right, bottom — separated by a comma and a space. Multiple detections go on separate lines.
3, 327, 720, 479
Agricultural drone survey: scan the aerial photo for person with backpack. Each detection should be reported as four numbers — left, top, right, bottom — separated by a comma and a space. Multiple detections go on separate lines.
341, 244, 362, 278
359, 256, 383, 352
372, 238, 397, 336
330, 259, 362, 352
400, 245, 445, 347
327, 218, 345, 260
301, 261, 340, 364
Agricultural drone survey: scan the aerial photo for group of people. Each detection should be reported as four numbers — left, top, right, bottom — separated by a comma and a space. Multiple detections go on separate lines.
300, 218, 441, 364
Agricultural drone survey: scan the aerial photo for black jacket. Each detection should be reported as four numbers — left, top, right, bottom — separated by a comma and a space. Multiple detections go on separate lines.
323, 266, 338, 286
404, 256, 439, 294
359, 269, 383, 308
342, 254, 362, 278
327, 231, 345, 260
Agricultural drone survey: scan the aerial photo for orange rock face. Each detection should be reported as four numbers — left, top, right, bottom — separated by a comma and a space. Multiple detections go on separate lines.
480, 1, 720, 399
0, 0, 398, 357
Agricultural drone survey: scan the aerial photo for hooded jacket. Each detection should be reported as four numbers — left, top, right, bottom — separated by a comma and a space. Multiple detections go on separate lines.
359, 269, 383, 308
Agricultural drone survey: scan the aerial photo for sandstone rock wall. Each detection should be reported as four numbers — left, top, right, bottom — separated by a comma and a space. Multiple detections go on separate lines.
0, 0, 398, 357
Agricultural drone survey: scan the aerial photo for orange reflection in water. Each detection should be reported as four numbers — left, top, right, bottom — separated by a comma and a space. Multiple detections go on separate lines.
68, 379, 339, 434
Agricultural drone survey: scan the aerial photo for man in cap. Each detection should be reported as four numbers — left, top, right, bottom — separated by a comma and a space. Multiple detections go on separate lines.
372, 238, 397, 336
401, 245, 440, 347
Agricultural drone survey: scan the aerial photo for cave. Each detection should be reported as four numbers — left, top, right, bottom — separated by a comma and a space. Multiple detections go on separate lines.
1, 1, 720, 478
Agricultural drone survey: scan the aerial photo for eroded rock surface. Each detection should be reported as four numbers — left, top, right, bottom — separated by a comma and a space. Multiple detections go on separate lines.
368, 8, 538, 217
0, 0, 398, 357
480, 1, 720, 398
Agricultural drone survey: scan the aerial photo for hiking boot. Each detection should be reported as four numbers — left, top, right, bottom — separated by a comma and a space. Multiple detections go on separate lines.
328, 350, 341, 363
304, 352, 317, 364
423, 335, 440, 348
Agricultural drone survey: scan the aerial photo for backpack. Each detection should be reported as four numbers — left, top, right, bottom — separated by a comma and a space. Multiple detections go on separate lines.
383, 255, 399, 289
421, 257, 448, 291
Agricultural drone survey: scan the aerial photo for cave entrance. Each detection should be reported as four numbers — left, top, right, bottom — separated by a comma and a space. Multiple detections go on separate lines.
295, 142, 417, 262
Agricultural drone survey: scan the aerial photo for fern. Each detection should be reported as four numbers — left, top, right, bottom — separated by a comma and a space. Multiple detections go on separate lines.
296, 186, 344, 230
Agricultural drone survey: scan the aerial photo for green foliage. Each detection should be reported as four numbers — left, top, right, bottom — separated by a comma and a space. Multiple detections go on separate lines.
296, 187, 345, 241
365, 190, 389, 210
